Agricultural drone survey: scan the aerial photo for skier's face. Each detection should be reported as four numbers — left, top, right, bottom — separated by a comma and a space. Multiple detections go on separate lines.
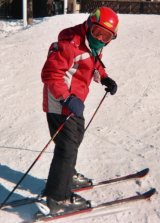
90, 24, 114, 43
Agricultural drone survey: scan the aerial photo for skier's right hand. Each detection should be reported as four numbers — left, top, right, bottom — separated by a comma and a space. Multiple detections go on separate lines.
62, 95, 84, 117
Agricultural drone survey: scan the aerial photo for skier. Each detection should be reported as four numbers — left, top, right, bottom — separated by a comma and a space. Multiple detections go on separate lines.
41, 7, 119, 215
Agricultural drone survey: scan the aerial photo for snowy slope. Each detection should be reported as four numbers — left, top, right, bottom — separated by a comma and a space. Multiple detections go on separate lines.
0, 13, 160, 223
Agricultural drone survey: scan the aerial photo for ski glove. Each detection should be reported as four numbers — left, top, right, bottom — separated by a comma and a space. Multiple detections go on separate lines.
101, 77, 118, 95
62, 95, 84, 117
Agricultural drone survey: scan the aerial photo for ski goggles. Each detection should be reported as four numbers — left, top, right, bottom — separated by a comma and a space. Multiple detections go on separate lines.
90, 24, 114, 43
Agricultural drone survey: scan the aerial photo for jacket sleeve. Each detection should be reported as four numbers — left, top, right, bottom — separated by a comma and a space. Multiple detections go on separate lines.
41, 41, 74, 99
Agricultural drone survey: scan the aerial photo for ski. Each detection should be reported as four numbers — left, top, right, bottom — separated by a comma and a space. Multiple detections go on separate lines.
73, 167, 149, 192
32, 188, 156, 222
1, 168, 149, 209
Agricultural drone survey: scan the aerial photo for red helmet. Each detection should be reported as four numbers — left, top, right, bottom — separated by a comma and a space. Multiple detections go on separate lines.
88, 7, 119, 35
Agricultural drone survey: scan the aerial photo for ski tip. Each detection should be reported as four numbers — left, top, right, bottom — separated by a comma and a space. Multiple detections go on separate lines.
138, 168, 150, 177
143, 188, 156, 198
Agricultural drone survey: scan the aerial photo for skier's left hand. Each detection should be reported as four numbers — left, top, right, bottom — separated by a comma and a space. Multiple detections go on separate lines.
101, 76, 117, 95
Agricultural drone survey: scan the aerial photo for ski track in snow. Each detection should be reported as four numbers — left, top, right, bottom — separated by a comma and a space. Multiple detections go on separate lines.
0, 13, 160, 223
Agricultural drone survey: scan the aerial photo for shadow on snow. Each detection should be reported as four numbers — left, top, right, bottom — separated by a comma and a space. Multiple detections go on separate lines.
0, 164, 46, 221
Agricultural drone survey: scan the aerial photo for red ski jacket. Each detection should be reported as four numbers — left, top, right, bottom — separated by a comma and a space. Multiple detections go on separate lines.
41, 22, 108, 114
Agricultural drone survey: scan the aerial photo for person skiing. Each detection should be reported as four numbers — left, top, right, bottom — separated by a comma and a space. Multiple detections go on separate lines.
41, 6, 119, 215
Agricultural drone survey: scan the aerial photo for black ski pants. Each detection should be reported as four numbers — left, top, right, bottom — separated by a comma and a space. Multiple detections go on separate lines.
43, 113, 85, 201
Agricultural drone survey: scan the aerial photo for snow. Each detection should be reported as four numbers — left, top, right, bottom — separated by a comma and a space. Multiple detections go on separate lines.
0, 13, 160, 223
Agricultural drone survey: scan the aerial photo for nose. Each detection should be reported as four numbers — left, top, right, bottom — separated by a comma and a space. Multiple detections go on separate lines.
97, 35, 103, 41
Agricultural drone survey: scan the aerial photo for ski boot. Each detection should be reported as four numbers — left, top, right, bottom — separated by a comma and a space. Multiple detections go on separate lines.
36, 193, 89, 217
71, 172, 93, 190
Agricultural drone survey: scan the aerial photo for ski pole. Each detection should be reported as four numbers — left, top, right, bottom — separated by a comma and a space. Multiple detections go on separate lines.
0, 114, 73, 209
85, 91, 108, 132
84, 50, 108, 131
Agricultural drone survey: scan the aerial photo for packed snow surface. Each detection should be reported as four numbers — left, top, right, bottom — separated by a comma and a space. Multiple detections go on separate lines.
0, 13, 160, 223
